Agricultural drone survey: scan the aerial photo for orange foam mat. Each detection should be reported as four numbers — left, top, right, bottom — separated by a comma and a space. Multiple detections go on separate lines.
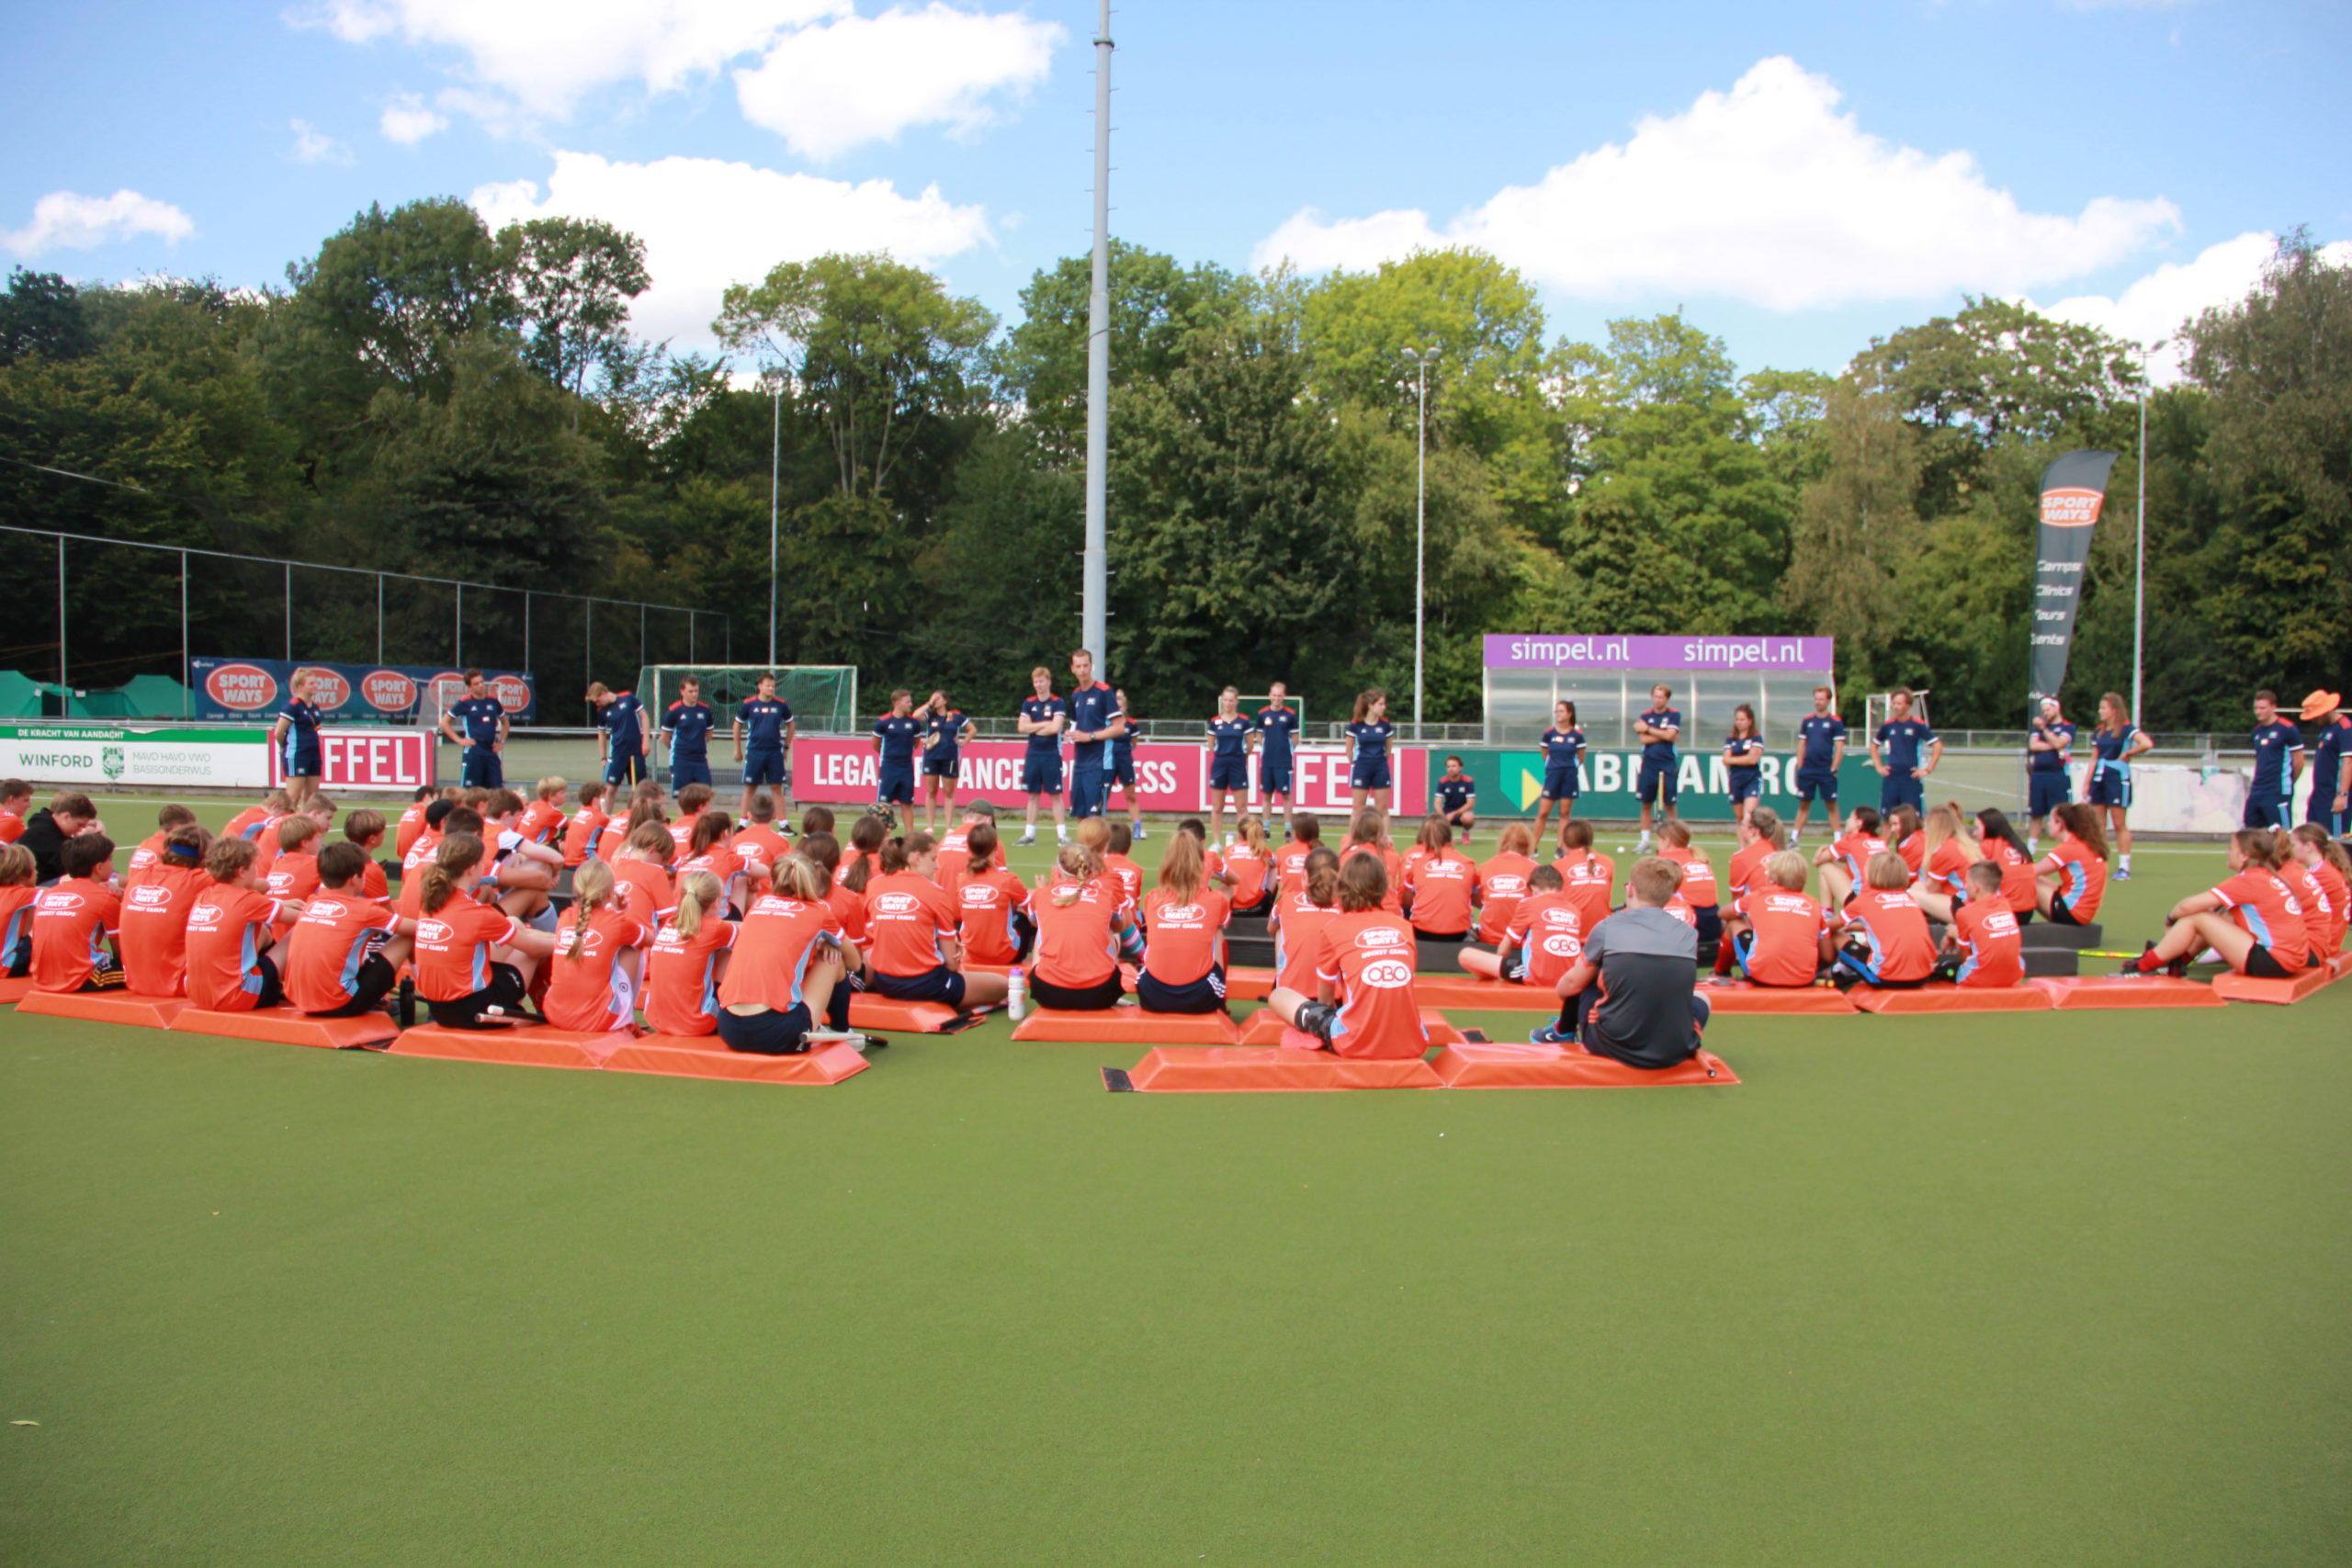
1014, 1005, 1240, 1044
2028, 975, 2224, 1010
848, 994, 980, 1034
1410, 976, 1561, 1011
390, 1022, 628, 1069
0, 975, 34, 1005
1849, 983, 2052, 1015
16, 989, 186, 1029
173, 1007, 401, 1049
2211, 965, 2334, 1006
2331, 951, 2352, 979
1225, 966, 1276, 1001
601, 1039, 869, 1085
1430, 1042, 1739, 1089
1698, 981, 1858, 1015
1111, 1045, 1445, 1093
1237, 1005, 1476, 1047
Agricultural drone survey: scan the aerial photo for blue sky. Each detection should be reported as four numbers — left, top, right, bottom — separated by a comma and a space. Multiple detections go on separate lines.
6, 0, 2347, 382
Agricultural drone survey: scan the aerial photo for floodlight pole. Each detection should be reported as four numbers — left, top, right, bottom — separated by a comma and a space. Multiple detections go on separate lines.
769, 378, 782, 670
1404, 347, 1432, 739
1081, 0, 1113, 681
2132, 344, 2158, 728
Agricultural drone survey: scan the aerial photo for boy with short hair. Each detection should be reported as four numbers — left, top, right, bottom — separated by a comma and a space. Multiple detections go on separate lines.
0, 779, 32, 844
1461, 863, 1577, 987
185, 838, 303, 1012
732, 791, 795, 888
283, 841, 415, 1017
1913, 859, 2025, 988
1537, 856, 1708, 1066
441, 669, 509, 790
21, 792, 99, 886
1791, 688, 1846, 845
560, 782, 610, 868
1432, 755, 1476, 846
1870, 688, 1940, 817
1015, 666, 1068, 847
670, 782, 714, 858
586, 681, 651, 787
342, 808, 391, 900
30, 833, 124, 992
1633, 684, 1682, 852
662, 677, 716, 790
733, 671, 796, 819
520, 778, 569, 846
129, 804, 198, 874
223, 791, 288, 846
121, 828, 209, 997
393, 784, 438, 860
266, 817, 325, 936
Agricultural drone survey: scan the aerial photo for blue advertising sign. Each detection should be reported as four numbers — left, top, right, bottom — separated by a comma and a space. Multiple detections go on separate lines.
187, 658, 537, 725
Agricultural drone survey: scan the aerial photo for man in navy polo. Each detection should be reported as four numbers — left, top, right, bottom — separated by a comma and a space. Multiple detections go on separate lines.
2304, 690, 2347, 835
1065, 648, 1124, 824
662, 678, 716, 790
1016, 668, 1067, 847
871, 689, 924, 813
1791, 685, 1846, 847
589, 682, 649, 787
734, 673, 795, 818
440, 668, 508, 790
1254, 682, 1301, 818
1871, 688, 1940, 816
2245, 688, 2304, 829
1634, 683, 1681, 852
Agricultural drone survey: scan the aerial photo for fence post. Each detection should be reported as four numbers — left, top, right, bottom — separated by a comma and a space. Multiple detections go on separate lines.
455, 582, 463, 669
376, 574, 384, 666
524, 591, 532, 676
180, 550, 190, 718
56, 536, 66, 691
284, 561, 292, 660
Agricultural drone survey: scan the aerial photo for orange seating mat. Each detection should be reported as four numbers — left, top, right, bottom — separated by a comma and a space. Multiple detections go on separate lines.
1430, 1042, 1738, 1089
2332, 951, 2352, 979
1698, 980, 1857, 1015
1410, 975, 1560, 1011
2028, 975, 2223, 1010
1014, 1005, 1239, 1044
601, 1038, 869, 1085
1237, 1006, 1474, 1047
848, 994, 976, 1034
17, 989, 185, 1028
1849, 983, 2052, 1015
1113, 1045, 1444, 1092
0, 975, 34, 1005
173, 1006, 401, 1049
1225, 966, 1276, 1001
390, 1022, 626, 1069
2211, 966, 2333, 1006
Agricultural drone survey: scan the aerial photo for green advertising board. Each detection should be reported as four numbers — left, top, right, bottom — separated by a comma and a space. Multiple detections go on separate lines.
0, 721, 269, 791
1429, 746, 1884, 824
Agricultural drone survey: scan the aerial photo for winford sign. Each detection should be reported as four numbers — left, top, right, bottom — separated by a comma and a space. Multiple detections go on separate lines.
0, 723, 269, 789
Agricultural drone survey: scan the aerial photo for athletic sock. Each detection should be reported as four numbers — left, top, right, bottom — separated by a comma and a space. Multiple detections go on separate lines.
2120, 854, 2132, 872
2134, 950, 2162, 974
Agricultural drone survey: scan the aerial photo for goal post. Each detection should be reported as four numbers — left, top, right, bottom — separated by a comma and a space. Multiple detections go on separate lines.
635, 664, 859, 734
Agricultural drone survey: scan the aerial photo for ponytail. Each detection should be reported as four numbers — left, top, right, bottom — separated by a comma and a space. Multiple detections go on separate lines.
566, 860, 616, 963
1304, 846, 1340, 909
419, 833, 483, 916
672, 870, 722, 939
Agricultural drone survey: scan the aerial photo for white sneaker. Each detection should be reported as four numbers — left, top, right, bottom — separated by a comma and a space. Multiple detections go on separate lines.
1056, 829, 1069, 843
1636, 834, 1652, 852
1016, 831, 1035, 846
1133, 826, 1148, 840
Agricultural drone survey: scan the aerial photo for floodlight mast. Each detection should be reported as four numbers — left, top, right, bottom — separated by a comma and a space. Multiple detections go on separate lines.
1082, 0, 1113, 682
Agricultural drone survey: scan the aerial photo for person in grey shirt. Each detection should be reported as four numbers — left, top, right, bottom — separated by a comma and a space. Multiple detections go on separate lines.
1532, 856, 1708, 1067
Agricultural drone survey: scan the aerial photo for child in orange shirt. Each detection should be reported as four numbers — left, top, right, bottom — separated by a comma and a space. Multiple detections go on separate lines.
955, 823, 1033, 965
2033, 802, 2109, 925
1264, 853, 1429, 1060
340, 808, 392, 901
1136, 832, 1231, 1013
29, 834, 124, 993
128, 803, 198, 874
1402, 816, 1481, 942
0, 779, 32, 845
119, 828, 209, 997
519, 777, 570, 847
411, 834, 557, 1028
1911, 859, 2024, 988
184, 838, 304, 1011
1221, 817, 1274, 916
1269, 846, 1342, 995
0, 841, 38, 976
1832, 852, 1939, 989
541, 860, 652, 1034
265, 817, 324, 938
677, 809, 746, 916
642, 869, 739, 1039
560, 781, 610, 867
282, 842, 414, 1017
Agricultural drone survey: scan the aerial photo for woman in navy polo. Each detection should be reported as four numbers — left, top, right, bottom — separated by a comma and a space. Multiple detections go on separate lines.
1346, 689, 1396, 821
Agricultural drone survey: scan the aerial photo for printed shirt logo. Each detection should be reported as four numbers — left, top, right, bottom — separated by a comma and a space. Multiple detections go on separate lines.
876, 892, 921, 916
1360, 958, 1415, 989
416, 919, 454, 945
129, 884, 172, 908
186, 903, 223, 927
1355, 926, 1408, 949
1159, 904, 1204, 924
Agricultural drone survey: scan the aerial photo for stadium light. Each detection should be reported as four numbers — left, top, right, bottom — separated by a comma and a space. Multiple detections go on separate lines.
1403, 346, 1434, 739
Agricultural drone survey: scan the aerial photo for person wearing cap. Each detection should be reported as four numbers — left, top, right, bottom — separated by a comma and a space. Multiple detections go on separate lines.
2304, 690, 2348, 837
2245, 690, 2304, 830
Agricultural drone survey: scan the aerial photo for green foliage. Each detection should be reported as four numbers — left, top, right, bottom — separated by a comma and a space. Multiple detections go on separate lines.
0, 268, 96, 366
498, 216, 650, 399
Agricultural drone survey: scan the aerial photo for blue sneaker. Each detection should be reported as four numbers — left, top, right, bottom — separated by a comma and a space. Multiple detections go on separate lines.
1529, 1023, 1577, 1046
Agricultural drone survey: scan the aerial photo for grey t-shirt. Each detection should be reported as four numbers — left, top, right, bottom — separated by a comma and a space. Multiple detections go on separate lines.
1582, 905, 1701, 1068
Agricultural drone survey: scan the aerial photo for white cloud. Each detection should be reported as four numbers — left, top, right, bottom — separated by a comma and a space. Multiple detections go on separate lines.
2027, 231, 2352, 384
289, 118, 353, 164
732, 4, 1064, 160
378, 92, 449, 144
3, 188, 196, 258
1253, 56, 2182, 312
470, 151, 992, 348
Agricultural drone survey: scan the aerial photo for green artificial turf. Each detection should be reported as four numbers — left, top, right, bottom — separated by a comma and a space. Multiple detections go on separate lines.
4, 800, 2348, 1565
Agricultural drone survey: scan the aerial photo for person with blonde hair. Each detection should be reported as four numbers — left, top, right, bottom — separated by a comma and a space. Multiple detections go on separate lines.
1472, 822, 1538, 949
2087, 692, 2153, 877
540, 859, 652, 1034
1916, 806, 1982, 900
1016, 665, 1069, 847
1221, 817, 1274, 916
2124, 829, 2315, 979
2287, 824, 2349, 957
1136, 831, 1232, 1013
1723, 850, 1834, 989
1029, 841, 1135, 1010
1832, 852, 1939, 989
718, 854, 852, 1054
643, 870, 739, 1038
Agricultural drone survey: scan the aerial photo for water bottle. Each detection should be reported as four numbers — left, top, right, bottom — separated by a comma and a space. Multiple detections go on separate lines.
1007, 964, 1027, 1021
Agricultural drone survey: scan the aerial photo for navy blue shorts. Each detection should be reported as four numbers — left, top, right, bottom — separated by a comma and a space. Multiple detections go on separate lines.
1351, 758, 1393, 791
1795, 766, 1838, 803
670, 756, 711, 789
1069, 766, 1107, 819
1209, 756, 1250, 793
741, 748, 785, 787
2028, 771, 2071, 818
1259, 761, 1292, 795
285, 748, 321, 779
922, 756, 959, 780
605, 750, 649, 787
459, 747, 503, 789
876, 764, 915, 806
1543, 765, 1579, 801
1636, 760, 1678, 805
1880, 773, 1926, 815
870, 964, 967, 1009
1726, 769, 1761, 804
715, 1001, 814, 1055
1022, 755, 1064, 795
2086, 770, 2132, 809
2243, 793, 2292, 829
1109, 755, 1137, 790
1136, 967, 1227, 1014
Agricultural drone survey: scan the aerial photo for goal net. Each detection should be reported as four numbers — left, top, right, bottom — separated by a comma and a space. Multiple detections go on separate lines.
636, 664, 860, 734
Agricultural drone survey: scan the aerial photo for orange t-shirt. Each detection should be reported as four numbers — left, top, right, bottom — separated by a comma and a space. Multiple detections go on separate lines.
1223, 845, 1272, 911
541, 905, 652, 1032
1840, 890, 1939, 983
824, 882, 868, 947
1312, 911, 1427, 1060
1271, 892, 1341, 994
596, 818, 631, 863
643, 916, 741, 1037
611, 857, 677, 923
2211, 870, 2309, 964
732, 824, 793, 888
1895, 834, 1926, 877
30, 880, 120, 993
1503, 889, 1586, 988
1830, 831, 1890, 888
359, 859, 390, 902
119, 867, 205, 997
1726, 838, 1774, 901
1404, 849, 1481, 936
224, 804, 272, 842
1733, 889, 1828, 988
1475, 852, 1536, 944
1103, 852, 1144, 912
1921, 839, 1974, 898
560, 806, 608, 866
282, 891, 401, 1012
129, 829, 170, 874
1033, 879, 1124, 988
1660, 845, 1717, 909
862, 871, 959, 977
1140, 886, 1229, 985
1274, 842, 1318, 899
1951, 898, 2022, 988
1340, 841, 1407, 911
519, 799, 566, 846
2037, 840, 2108, 921
401, 828, 444, 881
393, 803, 430, 859
183, 884, 288, 1011
412, 897, 527, 1002
933, 830, 972, 893
678, 844, 746, 912
720, 894, 840, 1013
956, 866, 1031, 965
1556, 851, 1615, 937
265, 852, 321, 937
1984, 839, 2037, 914
667, 812, 702, 860
2301, 859, 2348, 955
0, 809, 25, 844
0, 884, 39, 969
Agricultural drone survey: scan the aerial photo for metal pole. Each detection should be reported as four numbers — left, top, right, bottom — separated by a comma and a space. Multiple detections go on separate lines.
769, 381, 781, 669
57, 536, 66, 690
285, 561, 292, 660
376, 574, 384, 665
1411, 351, 1430, 739
524, 591, 532, 677
584, 600, 594, 703
180, 550, 190, 718
639, 604, 646, 671
2133, 351, 2150, 728
1080, 0, 1114, 680
689, 608, 696, 664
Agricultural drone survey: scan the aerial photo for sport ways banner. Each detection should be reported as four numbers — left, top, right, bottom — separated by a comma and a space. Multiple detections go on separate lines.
791, 739, 1426, 818
2028, 451, 2117, 705
187, 658, 538, 725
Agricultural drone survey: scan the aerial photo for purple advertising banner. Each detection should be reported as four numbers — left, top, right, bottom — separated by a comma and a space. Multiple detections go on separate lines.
1484, 635, 1835, 671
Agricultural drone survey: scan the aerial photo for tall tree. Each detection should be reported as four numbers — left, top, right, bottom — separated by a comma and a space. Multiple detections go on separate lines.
1785, 376, 1921, 693
498, 216, 651, 400
287, 198, 514, 394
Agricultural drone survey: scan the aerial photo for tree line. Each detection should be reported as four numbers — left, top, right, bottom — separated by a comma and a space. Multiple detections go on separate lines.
1, 197, 2342, 733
